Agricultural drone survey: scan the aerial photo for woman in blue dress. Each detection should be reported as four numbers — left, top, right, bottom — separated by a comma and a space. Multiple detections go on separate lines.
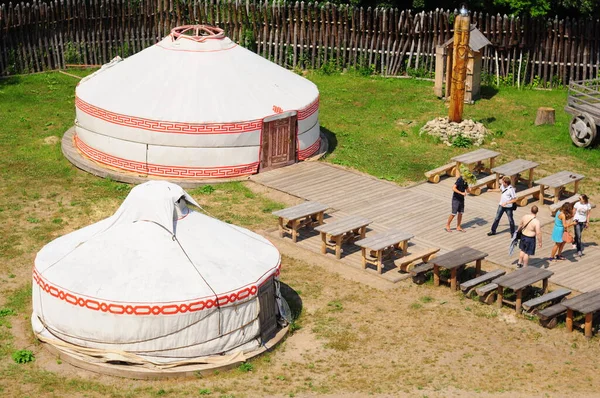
550, 202, 574, 261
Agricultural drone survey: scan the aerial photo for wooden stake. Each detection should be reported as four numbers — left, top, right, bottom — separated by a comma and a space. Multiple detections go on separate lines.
448, 13, 470, 123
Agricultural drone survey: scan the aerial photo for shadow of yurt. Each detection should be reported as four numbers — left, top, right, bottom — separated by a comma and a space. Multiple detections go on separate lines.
32, 181, 290, 379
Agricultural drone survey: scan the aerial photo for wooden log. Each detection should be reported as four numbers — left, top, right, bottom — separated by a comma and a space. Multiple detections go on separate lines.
535, 107, 555, 126
448, 14, 469, 123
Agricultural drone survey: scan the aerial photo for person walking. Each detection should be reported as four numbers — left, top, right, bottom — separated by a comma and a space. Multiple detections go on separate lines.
487, 176, 517, 236
516, 205, 542, 268
550, 202, 574, 261
573, 194, 592, 257
445, 171, 470, 232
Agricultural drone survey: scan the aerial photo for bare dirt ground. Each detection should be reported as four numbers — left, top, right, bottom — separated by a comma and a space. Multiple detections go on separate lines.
2, 182, 600, 398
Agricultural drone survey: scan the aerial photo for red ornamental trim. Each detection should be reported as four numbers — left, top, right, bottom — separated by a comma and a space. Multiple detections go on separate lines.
32, 268, 275, 316
76, 97, 263, 135
298, 97, 319, 120
75, 134, 259, 178
76, 96, 319, 135
298, 137, 321, 160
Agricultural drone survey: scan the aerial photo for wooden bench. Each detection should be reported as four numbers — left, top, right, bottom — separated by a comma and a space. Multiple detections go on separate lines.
522, 288, 571, 314
314, 215, 371, 259
468, 175, 496, 196
424, 162, 457, 184
538, 303, 567, 329
550, 196, 595, 216
355, 230, 414, 274
460, 269, 506, 294
410, 263, 434, 285
514, 186, 543, 207
475, 283, 499, 304
272, 201, 329, 242
394, 247, 440, 273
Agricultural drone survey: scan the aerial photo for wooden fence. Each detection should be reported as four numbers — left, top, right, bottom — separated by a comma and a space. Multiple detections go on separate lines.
1, 0, 599, 86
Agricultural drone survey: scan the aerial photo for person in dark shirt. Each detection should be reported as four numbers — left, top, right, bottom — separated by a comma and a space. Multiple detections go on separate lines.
445, 174, 469, 232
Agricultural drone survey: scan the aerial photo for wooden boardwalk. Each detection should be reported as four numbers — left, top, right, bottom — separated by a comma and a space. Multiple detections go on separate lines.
252, 161, 600, 293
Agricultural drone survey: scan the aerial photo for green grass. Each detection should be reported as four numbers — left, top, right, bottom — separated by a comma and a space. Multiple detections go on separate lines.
310, 73, 600, 190
1, 70, 599, 396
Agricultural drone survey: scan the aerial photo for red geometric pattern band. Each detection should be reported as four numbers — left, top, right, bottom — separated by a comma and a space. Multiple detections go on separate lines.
298, 137, 322, 160
75, 134, 259, 178
32, 266, 280, 316
298, 97, 319, 120
76, 96, 319, 134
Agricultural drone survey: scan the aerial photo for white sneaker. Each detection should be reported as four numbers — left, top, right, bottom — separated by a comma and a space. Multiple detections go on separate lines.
572, 244, 577, 250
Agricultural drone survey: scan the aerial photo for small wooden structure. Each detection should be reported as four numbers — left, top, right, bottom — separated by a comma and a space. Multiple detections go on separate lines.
434, 25, 491, 103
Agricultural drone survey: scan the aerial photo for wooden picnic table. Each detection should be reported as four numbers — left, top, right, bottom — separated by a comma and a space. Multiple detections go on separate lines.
451, 148, 501, 175
534, 170, 585, 205
431, 247, 488, 291
562, 288, 600, 338
272, 201, 329, 242
491, 159, 539, 189
493, 267, 554, 313
355, 229, 414, 274
314, 215, 371, 259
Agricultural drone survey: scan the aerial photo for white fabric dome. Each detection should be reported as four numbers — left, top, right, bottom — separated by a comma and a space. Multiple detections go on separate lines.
31, 181, 282, 364
74, 25, 321, 179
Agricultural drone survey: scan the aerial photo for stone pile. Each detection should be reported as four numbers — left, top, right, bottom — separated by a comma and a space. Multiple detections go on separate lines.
419, 117, 491, 146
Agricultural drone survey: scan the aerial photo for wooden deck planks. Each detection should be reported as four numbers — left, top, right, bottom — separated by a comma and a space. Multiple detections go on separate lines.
252, 162, 600, 292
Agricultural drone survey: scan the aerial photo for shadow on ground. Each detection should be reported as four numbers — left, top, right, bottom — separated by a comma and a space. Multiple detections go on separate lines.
321, 126, 337, 154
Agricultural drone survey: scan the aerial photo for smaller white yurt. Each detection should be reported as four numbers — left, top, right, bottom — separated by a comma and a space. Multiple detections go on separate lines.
32, 181, 287, 373
71, 25, 322, 180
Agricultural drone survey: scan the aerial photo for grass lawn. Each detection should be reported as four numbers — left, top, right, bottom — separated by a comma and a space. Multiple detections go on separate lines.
1, 70, 600, 397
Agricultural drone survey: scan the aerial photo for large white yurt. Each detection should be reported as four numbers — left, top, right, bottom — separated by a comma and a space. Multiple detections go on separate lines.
73, 25, 321, 179
32, 181, 286, 371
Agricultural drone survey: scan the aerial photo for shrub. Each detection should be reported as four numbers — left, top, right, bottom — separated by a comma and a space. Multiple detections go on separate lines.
12, 349, 35, 364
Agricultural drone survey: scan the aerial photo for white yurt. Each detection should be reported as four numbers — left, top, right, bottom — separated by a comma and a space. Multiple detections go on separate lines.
32, 181, 286, 372
73, 25, 321, 180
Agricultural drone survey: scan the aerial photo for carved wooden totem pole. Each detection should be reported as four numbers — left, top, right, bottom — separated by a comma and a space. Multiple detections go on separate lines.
448, 9, 470, 123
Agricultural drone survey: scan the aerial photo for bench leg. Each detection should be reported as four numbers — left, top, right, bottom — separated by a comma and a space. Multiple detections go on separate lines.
475, 259, 482, 277
377, 250, 383, 274
528, 168, 534, 188
278, 218, 285, 238
553, 187, 560, 203
542, 278, 548, 294
489, 157, 496, 173
335, 235, 342, 259
585, 313, 593, 339
317, 211, 324, 225
566, 309, 574, 332
494, 174, 500, 191
320, 232, 327, 254
450, 269, 457, 291
291, 220, 298, 243
360, 226, 366, 239
361, 248, 366, 270
515, 289, 523, 314
433, 265, 440, 287
539, 185, 545, 205
496, 286, 503, 308
574, 180, 580, 194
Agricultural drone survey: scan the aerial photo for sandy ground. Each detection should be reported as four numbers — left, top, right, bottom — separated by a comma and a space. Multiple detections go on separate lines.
2, 182, 600, 398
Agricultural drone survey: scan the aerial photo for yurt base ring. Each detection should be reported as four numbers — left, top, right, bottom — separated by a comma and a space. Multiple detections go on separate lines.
39, 326, 289, 380
62, 127, 328, 187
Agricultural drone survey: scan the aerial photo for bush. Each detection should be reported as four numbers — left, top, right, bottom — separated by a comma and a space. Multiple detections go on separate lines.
12, 349, 35, 364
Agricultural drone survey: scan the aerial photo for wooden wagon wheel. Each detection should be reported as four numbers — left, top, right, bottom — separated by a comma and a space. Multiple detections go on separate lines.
569, 112, 597, 148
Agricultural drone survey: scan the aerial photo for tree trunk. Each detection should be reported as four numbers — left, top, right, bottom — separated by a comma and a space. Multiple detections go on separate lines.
535, 107, 556, 125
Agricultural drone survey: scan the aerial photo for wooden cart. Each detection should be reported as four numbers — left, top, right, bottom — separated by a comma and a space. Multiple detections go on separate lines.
565, 79, 600, 147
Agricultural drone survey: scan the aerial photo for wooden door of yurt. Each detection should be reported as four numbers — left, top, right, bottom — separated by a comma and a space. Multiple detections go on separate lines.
258, 277, 278, 342
260, 111, 297, 171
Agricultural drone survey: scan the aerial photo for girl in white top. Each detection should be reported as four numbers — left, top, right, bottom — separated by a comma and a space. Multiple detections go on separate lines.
573, 194, 592, 257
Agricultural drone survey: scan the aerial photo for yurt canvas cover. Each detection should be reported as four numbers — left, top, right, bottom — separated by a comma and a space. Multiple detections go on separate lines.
32, 181, 283, 366
74, 25, 321, 179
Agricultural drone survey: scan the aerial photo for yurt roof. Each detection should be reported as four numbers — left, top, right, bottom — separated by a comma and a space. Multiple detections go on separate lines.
34, 181, 281, 303
76, 25, 319, 124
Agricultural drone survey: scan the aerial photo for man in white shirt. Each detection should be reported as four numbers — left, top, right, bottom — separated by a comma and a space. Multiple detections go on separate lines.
487, 176, 517, 236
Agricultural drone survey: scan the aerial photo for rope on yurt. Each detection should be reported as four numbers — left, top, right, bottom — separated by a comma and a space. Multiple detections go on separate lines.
140, 219, 224, 336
